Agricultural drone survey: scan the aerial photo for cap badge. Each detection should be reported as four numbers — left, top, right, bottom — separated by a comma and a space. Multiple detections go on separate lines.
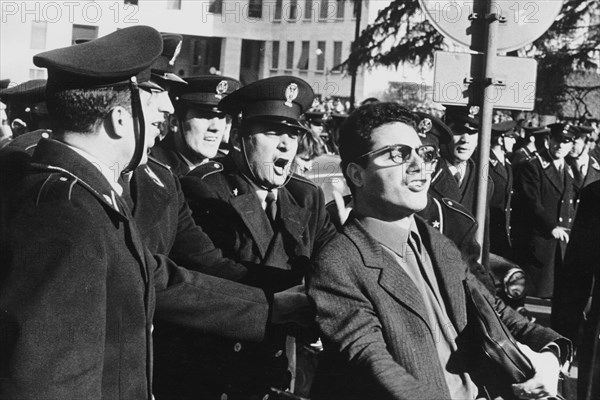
418, 118, 432, 138
169, 40, 182, 66
284, 83, 298, 107
468, 106, 480, 118
215, 80, 229, 100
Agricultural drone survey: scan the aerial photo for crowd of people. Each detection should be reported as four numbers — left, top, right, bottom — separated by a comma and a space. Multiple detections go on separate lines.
0, 25, 598, 400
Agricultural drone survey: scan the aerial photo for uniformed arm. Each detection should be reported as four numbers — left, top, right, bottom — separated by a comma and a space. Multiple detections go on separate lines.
0, 200, 107, 399
309, 237, 448, 400
551, 183, 600, 341
152, 253, 270, 342
169, 173, 251, 281
312, 183, 338, 253
515, 162, 556, 235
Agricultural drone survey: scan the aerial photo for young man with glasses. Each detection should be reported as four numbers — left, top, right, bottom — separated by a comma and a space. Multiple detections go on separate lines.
308, 102, 569, 400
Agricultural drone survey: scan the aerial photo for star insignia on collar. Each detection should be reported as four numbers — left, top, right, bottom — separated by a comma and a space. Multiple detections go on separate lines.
232, 188, 238, 197
432, 220, 441, 229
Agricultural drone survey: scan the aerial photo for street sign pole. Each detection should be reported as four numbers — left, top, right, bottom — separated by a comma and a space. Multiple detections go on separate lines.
474, 0, 501, 258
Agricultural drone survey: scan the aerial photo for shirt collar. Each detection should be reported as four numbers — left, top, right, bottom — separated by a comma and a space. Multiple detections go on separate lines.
247, 177, 278, 210
357, 213, 418, 258
64, 144, 123, 195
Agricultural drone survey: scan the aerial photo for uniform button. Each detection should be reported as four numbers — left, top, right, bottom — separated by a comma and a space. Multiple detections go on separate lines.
448, 201, 453, 206
220, 393, 228, 400
151, 324, 154, 333
559, 217, 563, 222
274, 349, 284, 358
60, 177, 68, 181
262, 395, 270, 400
234, 342, 242, 352
214, 163, 219, 168
569, 218, 572, 222
41, 132, 50, 139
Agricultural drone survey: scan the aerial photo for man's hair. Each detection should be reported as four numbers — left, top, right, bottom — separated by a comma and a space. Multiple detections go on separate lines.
46, 87, 131, 134
339, 102, 418, 193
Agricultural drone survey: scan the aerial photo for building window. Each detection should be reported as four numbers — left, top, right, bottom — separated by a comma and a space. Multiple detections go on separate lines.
192, 37, 222, 74
248, 0, 263, 18
297, 41, 309, 70
167, 0, 182, 9
124, 0, 138, 5
288, 0, 298, 20
71, 24, 99, 45
274, 0, 282, 20
272, 41, 280, 69
286, 41, 294, 70
304, 0, 313, 19
30, 21, 47, 49
336, 0, 344, 19
319, 0, 328, 20
332, 41, 342, 72
209, 0, 223, 13
316, 41, 326, 71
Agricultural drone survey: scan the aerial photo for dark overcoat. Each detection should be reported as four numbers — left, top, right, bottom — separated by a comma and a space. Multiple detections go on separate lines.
309, 215, 566, 400
169, 157, 337, 399
552, 180, 600, 400
0, 138, 270, 399
488, 152, 514, 259
513, 150, 577, 298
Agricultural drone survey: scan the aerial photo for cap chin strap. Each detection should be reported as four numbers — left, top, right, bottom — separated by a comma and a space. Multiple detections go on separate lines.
240, 136, 293, 191
122, 76, 146, 175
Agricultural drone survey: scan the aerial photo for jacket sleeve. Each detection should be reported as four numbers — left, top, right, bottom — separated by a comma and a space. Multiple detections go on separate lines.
515, 162, 556, 235
0, 200, 107, 399
152, 253, 270, 342
551, 184, 599, 341
309, 238, 448, 400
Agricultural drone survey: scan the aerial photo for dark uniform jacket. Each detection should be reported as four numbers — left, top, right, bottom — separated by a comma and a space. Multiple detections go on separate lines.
513, 150, 576, 298
309, 215, 567, 400
552, 181, 600, 400
151, 132, 192, 177
488, 151, 514, 259
568, 154, 600, 193
172, 156, 337, 399
0, 138, 270, 399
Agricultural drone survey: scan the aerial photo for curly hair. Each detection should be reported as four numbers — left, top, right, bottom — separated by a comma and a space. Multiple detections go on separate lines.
46, 87, 131, 134
338, 102, 418, 192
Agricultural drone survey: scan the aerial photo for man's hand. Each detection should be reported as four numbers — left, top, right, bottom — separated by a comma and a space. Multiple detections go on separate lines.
271, 285, 315, 328
512, 343, 560, 399
551, 227, 569, 242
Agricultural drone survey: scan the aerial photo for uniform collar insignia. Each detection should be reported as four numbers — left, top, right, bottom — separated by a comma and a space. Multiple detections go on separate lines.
144, 165, 165, 188
232, 188, 238, 197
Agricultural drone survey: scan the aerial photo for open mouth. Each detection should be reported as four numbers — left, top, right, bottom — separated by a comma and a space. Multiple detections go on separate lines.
273, 158, 290, 175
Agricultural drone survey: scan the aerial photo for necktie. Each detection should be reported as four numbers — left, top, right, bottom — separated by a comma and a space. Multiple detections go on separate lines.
265, 191, 278, 226
572, 162, 584, 186
453, 171, 461, 186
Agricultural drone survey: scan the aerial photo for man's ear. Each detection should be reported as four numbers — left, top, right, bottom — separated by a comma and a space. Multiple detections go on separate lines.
107, 106, 130, 139
345, 162, 365, 189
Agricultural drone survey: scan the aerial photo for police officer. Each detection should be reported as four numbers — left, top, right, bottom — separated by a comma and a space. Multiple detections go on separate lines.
0, 78, 49, 138
178, 76, 338, 399
511, 125, 549, 168
152, 75, 241, 177
489, 120, 518, 260
0, 26, 285, 400
513, 123, 577, 298
566, 125, 600, 192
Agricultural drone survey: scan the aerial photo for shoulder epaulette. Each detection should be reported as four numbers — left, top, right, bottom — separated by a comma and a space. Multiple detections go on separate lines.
533, 152, 551, 169
193, 160, 224, 180
36, 172, 79, 204
148, 155, 172, 171
289, 173, 318, 188
441, 197, 476, 223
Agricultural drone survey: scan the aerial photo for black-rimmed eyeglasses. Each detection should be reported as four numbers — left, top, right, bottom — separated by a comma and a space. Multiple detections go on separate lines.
355, 144, 439, 165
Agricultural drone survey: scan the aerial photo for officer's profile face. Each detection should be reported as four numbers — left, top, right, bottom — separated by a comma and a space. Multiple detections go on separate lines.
310, 122, 324, 136
347, 121, 433, 220
182, 108, 230, 160
548, 136, 573, 160
502, 136, 516, 153
569, 137, 586, 158
238, 120, 301, 189
139, 88, 174, 164
448, 130, 478, 163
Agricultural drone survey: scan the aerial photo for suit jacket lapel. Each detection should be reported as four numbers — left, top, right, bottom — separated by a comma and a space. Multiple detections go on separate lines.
344, 218, 433, 334
278, 187, 310, 245
415, 217, 467, 331
228, 175, 274, 259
